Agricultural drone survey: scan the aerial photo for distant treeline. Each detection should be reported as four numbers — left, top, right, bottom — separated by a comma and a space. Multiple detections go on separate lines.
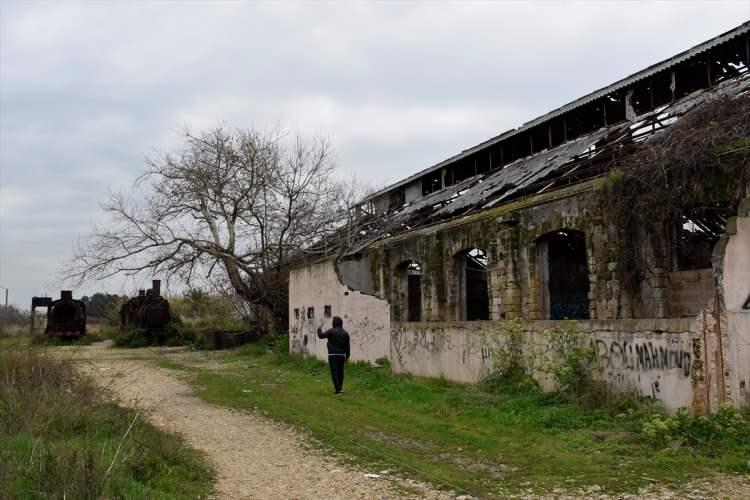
0, 305, 29, 326
80, 292, 126, 321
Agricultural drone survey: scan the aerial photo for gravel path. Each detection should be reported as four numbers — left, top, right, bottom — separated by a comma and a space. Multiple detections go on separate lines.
68, 342, 451, 500
60, 342, 750, 500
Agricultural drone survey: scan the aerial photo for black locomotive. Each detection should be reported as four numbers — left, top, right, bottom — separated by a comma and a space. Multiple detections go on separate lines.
45, 290, 87, 338
119, 280, 171, 333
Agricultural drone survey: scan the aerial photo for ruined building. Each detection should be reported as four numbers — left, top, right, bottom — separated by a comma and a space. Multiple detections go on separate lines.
289, 22, 750, 412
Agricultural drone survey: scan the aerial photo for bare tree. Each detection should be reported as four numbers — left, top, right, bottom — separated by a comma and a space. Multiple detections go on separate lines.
69, 126, 358, 330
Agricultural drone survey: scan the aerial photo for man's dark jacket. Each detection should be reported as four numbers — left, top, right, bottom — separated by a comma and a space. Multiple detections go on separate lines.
317, 326, 351, 359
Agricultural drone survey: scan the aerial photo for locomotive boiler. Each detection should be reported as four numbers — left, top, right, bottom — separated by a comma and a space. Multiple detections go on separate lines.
120, 280, 171, 332
45, 290, 87, 338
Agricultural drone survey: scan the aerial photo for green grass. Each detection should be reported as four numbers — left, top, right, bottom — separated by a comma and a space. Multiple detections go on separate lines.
161, 336, 750, 497
0, 347, 214, 499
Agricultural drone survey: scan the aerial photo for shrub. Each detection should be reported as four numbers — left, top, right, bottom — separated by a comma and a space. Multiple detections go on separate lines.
170, 289, 247, 335
550, 331, 649, 414
479, 364, 540, 396
642, 406, 749, 451
112, 317, 196, 348
480, 318, 542, 395
480, 320, 650, 414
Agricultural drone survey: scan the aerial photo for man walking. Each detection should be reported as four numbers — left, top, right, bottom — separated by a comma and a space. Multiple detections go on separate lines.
317, 316, 350, 395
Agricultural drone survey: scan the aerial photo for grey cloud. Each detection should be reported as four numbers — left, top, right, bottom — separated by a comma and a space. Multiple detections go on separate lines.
1, 0, 748, 306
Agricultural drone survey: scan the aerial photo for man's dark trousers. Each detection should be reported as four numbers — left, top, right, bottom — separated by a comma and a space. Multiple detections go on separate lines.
328, 354, 345, 394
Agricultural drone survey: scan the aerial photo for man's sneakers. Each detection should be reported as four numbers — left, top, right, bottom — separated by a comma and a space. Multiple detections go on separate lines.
334, 391, 344, 396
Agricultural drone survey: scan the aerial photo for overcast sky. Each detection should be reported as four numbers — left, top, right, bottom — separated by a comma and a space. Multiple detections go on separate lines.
0, 1, 748, 307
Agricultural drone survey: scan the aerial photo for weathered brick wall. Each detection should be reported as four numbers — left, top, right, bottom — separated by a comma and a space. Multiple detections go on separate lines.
370, 187, 644, 322
668, 269, 715, 317
366, 185, 710, 323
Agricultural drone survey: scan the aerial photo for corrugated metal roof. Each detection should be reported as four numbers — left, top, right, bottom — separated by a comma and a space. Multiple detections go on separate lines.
369, 74, 750, 236
366, 21, 750, 202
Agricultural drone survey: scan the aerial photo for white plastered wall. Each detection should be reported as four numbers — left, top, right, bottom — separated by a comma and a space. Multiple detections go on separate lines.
723, 216, 750, 405
288, 260, 390, 362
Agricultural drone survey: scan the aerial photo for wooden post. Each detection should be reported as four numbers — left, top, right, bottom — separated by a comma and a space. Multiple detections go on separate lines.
649, 79, 655, 109
547, 124, 553, 148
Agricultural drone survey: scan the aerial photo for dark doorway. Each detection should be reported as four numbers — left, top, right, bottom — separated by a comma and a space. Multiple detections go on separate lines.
456, 248, 489, 321
407, 274, 422, 322
540, 231, 589, 320
395, 260, 422, 322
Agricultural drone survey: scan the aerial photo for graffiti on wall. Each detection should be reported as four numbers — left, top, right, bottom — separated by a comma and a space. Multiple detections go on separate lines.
348, 315, 385, 350
291, 307, 388, 358
290, 306, 316, 355
591, 339, 692, 378
390, 325, 497, 370
389, 324, 696, 406
392, 326, 693, 377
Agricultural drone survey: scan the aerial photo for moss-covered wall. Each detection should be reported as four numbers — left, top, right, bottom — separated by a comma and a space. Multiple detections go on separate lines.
367, 187, 657, 322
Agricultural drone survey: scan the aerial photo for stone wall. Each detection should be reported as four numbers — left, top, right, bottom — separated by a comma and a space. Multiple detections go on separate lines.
372, 187, 649, 323
390, 319, 700, 411
668, 269, 715, 317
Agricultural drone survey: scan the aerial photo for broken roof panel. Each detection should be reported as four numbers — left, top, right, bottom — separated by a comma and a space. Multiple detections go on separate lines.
365, 72, 750, 242
366, 21, 750, 202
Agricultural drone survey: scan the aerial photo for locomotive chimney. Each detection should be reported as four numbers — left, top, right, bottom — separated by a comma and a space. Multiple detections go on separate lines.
138, 289, 146, 296
61, 290, 73, 300
152, 280, 161, 297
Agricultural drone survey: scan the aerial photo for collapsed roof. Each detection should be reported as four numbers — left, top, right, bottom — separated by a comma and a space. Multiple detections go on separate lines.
311, 22, 750, 258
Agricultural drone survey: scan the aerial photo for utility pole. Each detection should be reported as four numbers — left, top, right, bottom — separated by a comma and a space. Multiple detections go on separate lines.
0, 287, 7, 312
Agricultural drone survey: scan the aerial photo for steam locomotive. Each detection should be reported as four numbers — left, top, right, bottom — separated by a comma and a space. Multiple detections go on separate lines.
45, 290, 87, 338
119, 280, 171, 333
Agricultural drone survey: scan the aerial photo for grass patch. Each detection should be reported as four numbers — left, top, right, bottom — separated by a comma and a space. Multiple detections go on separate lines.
162, 336, 750, 497
0, 347, 213, 498
2, 321, 114, 348
31, 332, 108, 347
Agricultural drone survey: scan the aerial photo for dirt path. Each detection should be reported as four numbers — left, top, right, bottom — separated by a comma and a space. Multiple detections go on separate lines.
58, 342, 750, 500
65, 342, 451, 500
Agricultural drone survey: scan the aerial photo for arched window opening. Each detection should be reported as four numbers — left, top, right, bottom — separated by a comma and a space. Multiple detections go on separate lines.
668, 209, 728, 317
395, 260, 422, 322
538, 230, 589, 320
674, 210, 728, 270
455, 248, 489, 321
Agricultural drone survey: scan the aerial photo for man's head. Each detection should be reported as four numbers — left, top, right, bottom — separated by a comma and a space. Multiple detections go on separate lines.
332, 316, 343, 328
